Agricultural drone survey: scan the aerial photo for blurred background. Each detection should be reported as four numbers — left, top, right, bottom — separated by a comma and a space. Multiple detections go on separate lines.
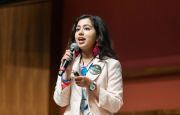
0, 0, 180, 115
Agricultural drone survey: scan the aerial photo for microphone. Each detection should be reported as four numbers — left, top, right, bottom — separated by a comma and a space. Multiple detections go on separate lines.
58, 43, 79, 76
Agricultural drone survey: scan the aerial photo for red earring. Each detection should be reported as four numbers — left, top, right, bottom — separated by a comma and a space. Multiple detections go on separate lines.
93, 43, 99, 56
75, 50, 79, 57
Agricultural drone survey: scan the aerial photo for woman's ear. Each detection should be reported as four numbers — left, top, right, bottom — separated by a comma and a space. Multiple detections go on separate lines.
96, 37, 99, 42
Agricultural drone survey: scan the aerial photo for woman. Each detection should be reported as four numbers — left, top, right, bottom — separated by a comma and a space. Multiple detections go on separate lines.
54, 15, 123, 115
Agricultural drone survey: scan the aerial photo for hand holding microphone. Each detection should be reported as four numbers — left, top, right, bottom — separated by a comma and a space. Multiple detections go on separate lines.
59, 43, 79, 76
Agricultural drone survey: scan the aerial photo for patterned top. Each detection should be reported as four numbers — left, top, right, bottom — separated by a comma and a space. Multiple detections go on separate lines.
79, 63, 91, 115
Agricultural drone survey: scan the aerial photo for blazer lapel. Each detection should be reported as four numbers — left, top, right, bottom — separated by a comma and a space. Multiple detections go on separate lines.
72, 55, 82, 96
86, 56, 105, 80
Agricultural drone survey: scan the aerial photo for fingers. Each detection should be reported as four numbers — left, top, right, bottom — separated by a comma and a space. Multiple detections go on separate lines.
75, 79, 84, 87
74, 76, 84, 81
74, 76, 83, 86
61, 50, 74, 63
74, 76, 92, 88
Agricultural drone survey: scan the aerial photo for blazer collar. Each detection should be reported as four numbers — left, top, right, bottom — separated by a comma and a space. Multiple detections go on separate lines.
72, 54, 82, 97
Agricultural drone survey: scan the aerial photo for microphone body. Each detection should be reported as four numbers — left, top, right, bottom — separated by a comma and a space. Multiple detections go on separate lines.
59, 43, 79, 76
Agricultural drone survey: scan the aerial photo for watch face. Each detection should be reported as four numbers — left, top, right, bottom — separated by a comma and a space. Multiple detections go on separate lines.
91, 85, 95, 89
89, 81, 96, 91
90, 84, 95, 90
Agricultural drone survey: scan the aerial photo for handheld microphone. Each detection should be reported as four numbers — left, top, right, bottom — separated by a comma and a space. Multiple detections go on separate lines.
58, 43, 79, 76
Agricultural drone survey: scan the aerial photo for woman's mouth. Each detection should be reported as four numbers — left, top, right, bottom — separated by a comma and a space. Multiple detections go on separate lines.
78, 37, 85, 44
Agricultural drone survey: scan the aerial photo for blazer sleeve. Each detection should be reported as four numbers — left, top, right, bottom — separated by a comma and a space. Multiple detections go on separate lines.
95, 60, 123, 113
53, 75, 71, 107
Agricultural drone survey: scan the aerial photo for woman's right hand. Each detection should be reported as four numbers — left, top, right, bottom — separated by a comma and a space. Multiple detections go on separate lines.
61, 50, 76, 79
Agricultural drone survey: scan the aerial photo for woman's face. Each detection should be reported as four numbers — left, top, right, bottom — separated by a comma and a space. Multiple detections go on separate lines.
75, 18, 97, 51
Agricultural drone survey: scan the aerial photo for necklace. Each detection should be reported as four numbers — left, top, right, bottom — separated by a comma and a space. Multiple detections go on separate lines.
81, 56, 95, 76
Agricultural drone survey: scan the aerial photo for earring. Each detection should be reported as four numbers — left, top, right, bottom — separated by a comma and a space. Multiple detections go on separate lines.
93, 43, 99, 56
75, 50, 79, 57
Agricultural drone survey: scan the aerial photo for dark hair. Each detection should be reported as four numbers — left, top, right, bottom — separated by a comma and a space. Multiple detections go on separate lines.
68, 15, 117, 60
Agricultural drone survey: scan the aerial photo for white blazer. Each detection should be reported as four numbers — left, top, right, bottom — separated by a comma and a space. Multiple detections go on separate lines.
54, 55, 123, 115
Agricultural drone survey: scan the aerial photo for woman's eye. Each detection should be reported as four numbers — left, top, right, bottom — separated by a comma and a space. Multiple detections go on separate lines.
84, 27, 90, 30
76, 28, 80, 31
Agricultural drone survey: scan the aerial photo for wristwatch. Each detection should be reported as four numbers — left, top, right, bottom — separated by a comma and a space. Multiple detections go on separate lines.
89, 80, 96, 91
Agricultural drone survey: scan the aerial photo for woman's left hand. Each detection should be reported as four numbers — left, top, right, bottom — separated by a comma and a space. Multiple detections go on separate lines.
74, 76, 93, 88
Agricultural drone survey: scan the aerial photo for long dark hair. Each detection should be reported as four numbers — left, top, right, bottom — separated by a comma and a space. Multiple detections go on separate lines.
68, 15, 117, 60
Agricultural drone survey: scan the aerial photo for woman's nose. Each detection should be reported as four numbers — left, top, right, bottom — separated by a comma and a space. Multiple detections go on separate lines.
78, 28, 84, 35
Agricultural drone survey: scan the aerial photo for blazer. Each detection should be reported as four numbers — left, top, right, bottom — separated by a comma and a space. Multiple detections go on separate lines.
54, 54, 123, 115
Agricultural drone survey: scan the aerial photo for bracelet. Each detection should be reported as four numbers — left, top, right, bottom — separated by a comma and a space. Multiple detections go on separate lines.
62, 80, 71, 85
61, 76, 71, 82
61, 83, 70, 89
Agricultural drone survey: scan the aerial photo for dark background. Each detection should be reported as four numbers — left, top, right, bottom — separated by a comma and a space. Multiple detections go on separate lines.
0, 0, 27, 5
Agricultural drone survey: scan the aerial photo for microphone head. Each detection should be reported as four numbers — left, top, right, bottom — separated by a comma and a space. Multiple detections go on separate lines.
70, 43, 79, 51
